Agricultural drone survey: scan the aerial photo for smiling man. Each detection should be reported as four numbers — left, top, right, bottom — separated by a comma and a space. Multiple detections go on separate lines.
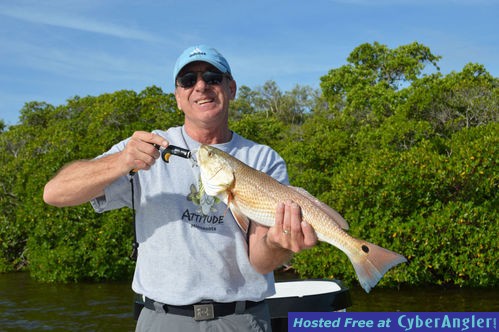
43, 45, 317, 332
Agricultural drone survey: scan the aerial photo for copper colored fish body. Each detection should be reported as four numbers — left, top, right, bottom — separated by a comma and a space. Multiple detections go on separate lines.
197, 145, 406, 293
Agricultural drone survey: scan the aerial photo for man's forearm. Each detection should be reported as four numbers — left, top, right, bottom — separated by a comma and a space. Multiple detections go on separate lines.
43, 153, 125, 207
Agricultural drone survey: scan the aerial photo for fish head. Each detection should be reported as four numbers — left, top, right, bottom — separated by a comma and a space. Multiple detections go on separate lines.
197, 145, 235, 197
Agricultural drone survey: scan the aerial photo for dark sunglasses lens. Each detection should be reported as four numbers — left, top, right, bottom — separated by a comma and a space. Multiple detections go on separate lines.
177, 71, 225, 88
202, 71, 224, 85
178, 73, 197, 88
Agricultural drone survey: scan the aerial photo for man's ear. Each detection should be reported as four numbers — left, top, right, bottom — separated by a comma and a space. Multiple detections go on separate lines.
229, 79, 237, 100
174, 89, 182, 110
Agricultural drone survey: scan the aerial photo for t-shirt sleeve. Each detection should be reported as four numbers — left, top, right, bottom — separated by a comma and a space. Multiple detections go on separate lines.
89, 139, 133, 213
264, 151, 289, 185
90, 175, 132, 212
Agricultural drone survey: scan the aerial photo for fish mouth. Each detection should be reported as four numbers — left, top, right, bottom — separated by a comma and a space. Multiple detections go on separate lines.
208, 166, 224, 181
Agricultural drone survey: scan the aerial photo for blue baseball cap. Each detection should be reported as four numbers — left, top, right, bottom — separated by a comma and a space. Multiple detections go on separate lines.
173, 45, 232, 85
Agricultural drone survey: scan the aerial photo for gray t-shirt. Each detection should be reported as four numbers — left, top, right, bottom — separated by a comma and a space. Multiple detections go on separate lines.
91, 126, 289, 305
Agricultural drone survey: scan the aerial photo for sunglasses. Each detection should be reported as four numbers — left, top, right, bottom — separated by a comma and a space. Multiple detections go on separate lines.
176, 71, 228, 88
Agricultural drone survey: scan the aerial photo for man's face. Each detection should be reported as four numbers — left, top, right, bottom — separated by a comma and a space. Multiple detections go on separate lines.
174, 61, 236, 128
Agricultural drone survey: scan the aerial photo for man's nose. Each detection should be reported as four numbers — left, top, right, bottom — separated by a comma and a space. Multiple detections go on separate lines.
193, 73, 208, 90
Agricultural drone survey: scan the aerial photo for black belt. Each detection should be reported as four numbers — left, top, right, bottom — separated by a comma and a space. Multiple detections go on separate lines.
143, 297, 264, 321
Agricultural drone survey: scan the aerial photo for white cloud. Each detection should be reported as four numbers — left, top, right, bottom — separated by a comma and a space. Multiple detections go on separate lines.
0, 3, 161, 42
1, 38, 162, 83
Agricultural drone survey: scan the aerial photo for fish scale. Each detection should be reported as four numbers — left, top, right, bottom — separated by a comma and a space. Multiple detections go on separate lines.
197, 145, 407, 293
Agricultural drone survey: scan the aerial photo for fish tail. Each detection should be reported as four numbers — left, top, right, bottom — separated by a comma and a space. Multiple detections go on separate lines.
347, 241, 407, 293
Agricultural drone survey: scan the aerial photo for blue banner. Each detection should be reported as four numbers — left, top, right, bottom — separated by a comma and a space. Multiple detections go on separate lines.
288, 312, 498, 331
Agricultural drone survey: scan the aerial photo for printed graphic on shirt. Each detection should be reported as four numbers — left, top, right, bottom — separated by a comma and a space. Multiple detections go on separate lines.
183, 179, 225, 232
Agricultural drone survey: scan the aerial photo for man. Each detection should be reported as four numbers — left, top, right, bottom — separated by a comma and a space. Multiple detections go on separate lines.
44, 45, 317, 331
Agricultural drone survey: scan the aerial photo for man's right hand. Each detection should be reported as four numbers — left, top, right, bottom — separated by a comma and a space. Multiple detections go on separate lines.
120, 131, 169, 175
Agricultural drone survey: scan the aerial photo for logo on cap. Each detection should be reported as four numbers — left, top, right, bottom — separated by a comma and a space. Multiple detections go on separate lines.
189, 47, 206, 57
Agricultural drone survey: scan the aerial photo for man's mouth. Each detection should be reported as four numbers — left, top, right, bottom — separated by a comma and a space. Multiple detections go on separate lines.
196, 98, 214, 105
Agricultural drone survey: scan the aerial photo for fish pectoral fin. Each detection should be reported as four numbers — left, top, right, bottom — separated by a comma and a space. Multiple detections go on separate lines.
289, 186, 350, 230
229, 202, 250, 234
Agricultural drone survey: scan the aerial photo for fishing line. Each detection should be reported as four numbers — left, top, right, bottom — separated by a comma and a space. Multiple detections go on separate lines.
128, 139, 193, 261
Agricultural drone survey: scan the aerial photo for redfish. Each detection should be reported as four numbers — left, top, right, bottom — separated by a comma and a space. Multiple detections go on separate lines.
197, 145, 406, 292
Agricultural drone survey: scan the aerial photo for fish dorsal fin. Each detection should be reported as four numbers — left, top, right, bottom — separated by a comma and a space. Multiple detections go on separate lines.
227, 194, 250, 234
289, 186, 349, 230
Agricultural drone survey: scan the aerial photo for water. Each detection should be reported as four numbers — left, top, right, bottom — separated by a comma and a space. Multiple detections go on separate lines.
348, 285, 499, 312
0, 273, 136, 331
1, 273, 497, 331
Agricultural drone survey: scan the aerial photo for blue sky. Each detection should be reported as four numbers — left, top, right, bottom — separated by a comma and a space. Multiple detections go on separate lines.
1, 0, 497, 125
